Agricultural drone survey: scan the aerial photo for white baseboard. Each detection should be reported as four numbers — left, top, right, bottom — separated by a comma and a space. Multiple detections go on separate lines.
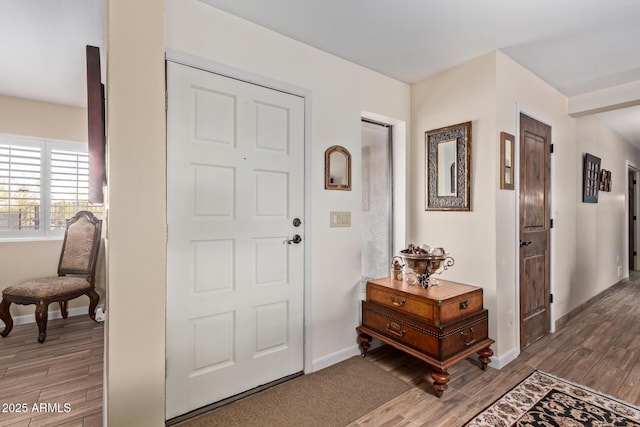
311, 346, 361, 372
0, 304, 105, 328
311, 338, 385, 372
311, 340, 518, 373
491, 346, 520, 369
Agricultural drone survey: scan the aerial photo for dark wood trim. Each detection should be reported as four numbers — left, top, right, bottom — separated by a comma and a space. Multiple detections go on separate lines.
86, 45, 106, 204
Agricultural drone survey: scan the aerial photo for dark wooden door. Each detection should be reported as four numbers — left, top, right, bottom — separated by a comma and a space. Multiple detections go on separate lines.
629, 170, 636, 270
519, 113, 551, 349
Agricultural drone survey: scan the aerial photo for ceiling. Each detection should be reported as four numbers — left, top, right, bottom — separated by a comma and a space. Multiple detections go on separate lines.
0, 0, 104, 108
2, 0, 640, 146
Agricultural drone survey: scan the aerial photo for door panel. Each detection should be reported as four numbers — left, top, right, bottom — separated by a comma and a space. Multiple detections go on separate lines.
166, 62, 305, 419
519, 113, 551, 349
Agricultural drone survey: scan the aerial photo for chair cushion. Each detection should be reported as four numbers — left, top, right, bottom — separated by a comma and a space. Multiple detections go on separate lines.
2, 277, 91, 300
59, 215, 98, 272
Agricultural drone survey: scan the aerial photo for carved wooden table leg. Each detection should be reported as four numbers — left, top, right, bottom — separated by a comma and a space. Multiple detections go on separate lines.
357, 332, 372, 357
431, 367, 450, 397
478, 346, 494, 371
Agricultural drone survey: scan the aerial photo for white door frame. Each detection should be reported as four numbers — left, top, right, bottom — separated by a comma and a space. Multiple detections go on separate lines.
165, 49, 314, 374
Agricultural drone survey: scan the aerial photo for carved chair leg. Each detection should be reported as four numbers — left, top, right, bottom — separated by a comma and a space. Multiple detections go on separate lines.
35, 300, 49, 343
0, 299, 13, 337
87, 289, 99, 321
59, 301, 68, 319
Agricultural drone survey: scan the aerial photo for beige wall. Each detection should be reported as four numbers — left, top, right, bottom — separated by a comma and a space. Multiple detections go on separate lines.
495, 51, 640, 355
104, 0, 409, 423
166, 0, 411, 370
106, 1, 640, 423
0, 95, 106, 318
410, 51, 640, 364
0, 95, 87, 142
106, 0, 166, 425
494, 52, 577, 359
574, 115, 640, 303
411, 52, 500, 351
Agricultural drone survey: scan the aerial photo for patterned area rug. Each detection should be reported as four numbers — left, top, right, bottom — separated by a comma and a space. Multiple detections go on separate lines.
465, 370, 640, 426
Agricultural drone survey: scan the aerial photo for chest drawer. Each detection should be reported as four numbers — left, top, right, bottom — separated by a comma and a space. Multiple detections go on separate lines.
366, 278, 483, 325
361, 300, 489, 361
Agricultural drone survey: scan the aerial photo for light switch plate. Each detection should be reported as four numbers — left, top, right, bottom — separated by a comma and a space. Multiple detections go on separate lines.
330, 211, 351, 227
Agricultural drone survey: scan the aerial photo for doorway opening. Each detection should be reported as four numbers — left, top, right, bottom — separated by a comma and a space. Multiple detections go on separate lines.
361, 119, 393, 280
165, 61, 306, 419
518, 113, 552, 349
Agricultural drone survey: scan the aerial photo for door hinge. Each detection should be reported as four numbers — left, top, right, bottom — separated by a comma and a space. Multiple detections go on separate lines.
550, 218, 554, 228
550, 144, 554, 154
550, 293, 554, 304
634, 251, 638, 256
634, 215, 637, 221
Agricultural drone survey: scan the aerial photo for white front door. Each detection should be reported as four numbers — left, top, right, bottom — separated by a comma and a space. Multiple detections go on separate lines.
166, 61, 305, 419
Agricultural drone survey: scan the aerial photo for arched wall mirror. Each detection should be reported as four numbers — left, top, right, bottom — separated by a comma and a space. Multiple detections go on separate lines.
325, 145, 352, 190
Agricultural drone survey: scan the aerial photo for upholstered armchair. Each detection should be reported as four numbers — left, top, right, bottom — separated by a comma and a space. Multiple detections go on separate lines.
0, 211, 102, 343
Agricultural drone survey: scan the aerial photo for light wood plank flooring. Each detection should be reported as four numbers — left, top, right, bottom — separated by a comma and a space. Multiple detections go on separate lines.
350, 271, 640, 426
0, 315, 103, 427
2, 273, 640, 426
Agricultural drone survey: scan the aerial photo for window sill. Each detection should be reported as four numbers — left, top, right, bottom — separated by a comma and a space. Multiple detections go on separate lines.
0, 236, 64, 243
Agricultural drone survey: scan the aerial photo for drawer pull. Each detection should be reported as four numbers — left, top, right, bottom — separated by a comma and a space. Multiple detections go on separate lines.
386, 322, 406, 337
390, 295, 406, 307
461, 327, 476, 346
459, 300, 469, 310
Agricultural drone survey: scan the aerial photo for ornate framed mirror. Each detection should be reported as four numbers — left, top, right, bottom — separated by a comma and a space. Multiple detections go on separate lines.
426, 121, 471, 211
325, 145, 351, 190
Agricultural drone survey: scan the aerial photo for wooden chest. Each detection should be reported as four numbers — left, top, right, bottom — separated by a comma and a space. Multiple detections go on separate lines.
357, 277, 494, 397
361, 300, 489, 361
366, 277, 484, 325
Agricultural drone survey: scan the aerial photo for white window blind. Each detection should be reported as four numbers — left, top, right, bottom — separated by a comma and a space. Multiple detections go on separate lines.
0, 143, 42, 233
0, 134, 102, 239
50, 149, 92, 230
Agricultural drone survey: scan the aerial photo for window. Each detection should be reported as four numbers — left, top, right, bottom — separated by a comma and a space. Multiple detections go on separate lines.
0, 134, 103, 239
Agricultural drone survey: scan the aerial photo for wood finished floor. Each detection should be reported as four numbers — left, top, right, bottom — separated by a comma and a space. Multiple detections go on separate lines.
0, 315, 103, 427
1, 273, 640, 426
350, 271, 640, 427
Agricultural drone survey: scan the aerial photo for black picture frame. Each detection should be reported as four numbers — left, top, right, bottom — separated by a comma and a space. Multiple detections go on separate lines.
583, 153, 601, 203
